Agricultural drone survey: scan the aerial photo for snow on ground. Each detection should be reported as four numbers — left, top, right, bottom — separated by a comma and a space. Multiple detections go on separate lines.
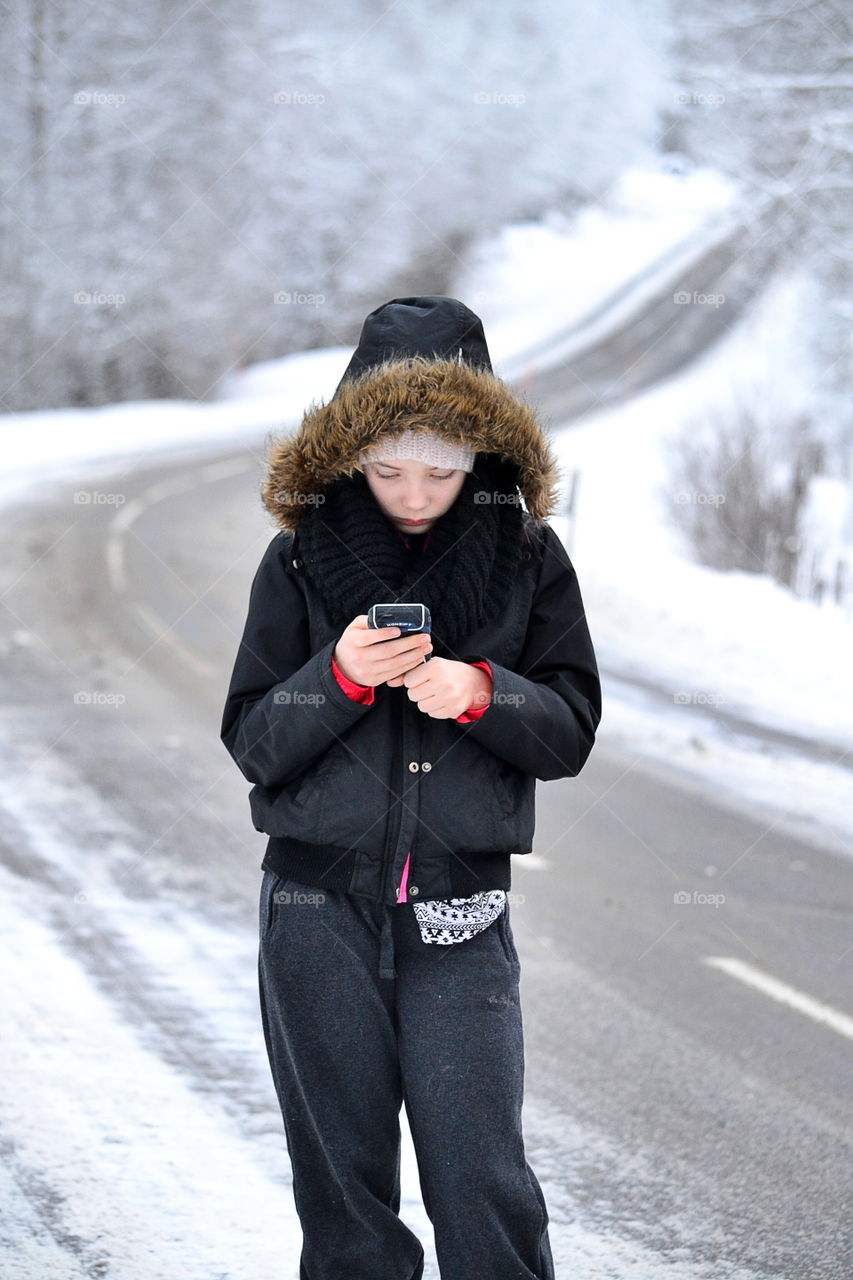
0, 736, 766, 1280
544, 264, 853, 858
0, 345, 347, 512
1, 855, 763, 1280
451, 156, 741, 363
0, 859, 299, 1280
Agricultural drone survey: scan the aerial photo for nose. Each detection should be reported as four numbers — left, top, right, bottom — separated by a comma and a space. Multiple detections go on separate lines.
401, 487, 430, 514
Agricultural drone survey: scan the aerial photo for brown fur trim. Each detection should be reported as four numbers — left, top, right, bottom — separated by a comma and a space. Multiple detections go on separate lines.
261, 356, 560, 531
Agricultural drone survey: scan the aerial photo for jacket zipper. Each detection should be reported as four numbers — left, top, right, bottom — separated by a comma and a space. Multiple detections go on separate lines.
380, 689, 405, 904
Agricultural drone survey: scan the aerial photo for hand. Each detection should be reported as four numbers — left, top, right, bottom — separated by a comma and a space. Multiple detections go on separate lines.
387, 656, 493, 719
333, 615, 433, 687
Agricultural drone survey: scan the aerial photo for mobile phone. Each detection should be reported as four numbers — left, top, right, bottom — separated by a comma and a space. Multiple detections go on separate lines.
367, 603, 432, 660
367, 603, 430, 634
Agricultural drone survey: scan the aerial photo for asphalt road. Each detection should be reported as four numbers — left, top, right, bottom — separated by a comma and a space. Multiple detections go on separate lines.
0, 443, 850, 1279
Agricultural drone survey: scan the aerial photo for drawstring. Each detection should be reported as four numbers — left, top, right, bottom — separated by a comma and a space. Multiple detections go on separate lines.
379, 905, 397, 980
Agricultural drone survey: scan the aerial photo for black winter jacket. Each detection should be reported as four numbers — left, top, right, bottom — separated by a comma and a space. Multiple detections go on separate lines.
220, 296, 602, 905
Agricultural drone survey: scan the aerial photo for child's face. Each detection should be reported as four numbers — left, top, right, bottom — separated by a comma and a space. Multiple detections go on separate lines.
363, 458, 467, 534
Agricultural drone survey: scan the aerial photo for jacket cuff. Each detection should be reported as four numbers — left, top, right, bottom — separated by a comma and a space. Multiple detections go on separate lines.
331, 654, 376, 705
455, 659, 493, 723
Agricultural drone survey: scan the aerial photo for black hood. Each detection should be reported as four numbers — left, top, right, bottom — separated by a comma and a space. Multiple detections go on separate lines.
261, 292, 561, 653
332, 295, 493, 397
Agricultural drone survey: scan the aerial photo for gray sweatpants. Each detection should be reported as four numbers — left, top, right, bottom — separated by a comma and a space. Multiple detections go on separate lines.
257, 869, 556, 1280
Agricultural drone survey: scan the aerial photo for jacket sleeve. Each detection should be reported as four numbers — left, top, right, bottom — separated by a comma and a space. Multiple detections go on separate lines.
456, 525, 601, 780
330, 655, 376, 705
456, 659, 493, 722
332, 647, 488, 720
220, 532, 377, 788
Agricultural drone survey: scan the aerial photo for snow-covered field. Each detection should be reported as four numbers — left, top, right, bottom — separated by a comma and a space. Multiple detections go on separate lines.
542, 265, 853, 860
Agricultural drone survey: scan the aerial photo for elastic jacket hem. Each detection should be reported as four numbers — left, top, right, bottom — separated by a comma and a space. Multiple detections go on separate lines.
261, 835, 513, 902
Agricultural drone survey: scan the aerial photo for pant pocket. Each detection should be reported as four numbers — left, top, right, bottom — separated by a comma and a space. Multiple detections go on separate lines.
497, 900, 520, 969
259, 867, 282, 940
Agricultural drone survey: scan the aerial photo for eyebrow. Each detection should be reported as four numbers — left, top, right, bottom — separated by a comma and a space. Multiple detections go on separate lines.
374, 463, 452, 471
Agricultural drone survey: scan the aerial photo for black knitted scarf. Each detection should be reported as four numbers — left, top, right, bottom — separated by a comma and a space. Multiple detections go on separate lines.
296, 455, 526, 656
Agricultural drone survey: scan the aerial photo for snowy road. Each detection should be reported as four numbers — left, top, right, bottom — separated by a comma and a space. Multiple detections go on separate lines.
0, 449, 850, 1280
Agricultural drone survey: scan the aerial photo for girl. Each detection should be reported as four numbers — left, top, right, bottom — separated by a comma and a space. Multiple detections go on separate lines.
221, 295, 602, 1279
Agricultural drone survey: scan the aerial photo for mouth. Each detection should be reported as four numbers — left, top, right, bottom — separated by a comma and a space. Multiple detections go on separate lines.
398, 518, 431, 526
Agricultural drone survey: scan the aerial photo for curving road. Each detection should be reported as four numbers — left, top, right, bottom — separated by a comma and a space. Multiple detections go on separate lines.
0, 208, 850, 1278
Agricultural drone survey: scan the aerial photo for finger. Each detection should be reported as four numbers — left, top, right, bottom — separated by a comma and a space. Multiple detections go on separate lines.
360, 626, 403, 647
404, 670, 430, 691
415, 696, 452, 717
370, 637, 428, 665
353, 614, 395, 636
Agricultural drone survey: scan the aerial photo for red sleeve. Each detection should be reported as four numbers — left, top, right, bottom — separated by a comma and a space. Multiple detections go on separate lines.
455, 660, 493, 722
331, 655, 376, 705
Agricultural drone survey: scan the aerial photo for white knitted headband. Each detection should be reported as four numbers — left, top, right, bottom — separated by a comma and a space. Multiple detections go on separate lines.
358, 428, 475, 473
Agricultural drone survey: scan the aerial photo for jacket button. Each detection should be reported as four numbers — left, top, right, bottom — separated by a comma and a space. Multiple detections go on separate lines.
421, 762, 432, 772
409, 885, 419, 896
408, 761, 419, 772
292, 558, 302, 568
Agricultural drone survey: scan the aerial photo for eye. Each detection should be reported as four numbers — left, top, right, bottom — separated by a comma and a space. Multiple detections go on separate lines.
374, 470, 453, 480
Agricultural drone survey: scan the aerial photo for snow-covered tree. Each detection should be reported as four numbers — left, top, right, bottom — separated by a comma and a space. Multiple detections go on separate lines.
667, 0, 853, 472
0, 0, 673, 411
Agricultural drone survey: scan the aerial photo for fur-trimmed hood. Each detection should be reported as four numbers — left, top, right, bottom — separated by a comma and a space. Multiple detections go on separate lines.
261, 355, 561, 532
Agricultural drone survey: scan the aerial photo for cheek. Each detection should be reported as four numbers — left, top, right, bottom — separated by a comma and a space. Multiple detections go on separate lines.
365, 475, 390, 502
444, 477, 467, 506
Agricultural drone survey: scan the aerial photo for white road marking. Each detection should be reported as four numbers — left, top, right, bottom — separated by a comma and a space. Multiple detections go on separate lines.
106, 496, 148, 592
105, 453, 256, 675
198, 456, 258, 483
705, 955, 853, 1042
129, 599, 220, 678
